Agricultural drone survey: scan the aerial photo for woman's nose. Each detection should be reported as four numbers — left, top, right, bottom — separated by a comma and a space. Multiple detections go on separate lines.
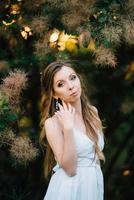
68, 82, 74, 90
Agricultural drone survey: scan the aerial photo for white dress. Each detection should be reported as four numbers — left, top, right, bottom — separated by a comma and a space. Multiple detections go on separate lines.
44, 127, 105, 200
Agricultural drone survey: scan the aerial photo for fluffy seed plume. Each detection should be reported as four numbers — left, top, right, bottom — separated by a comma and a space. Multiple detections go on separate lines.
101, 25, 122, 45
94, 46, 117, 67
61, 0, 95, 32
1, 70, 27, 107
0, 129, 16, 147
34, 34, 52, 57
69, 0, 97, 8
30, 16, 49, 37
122, 19, 134, 45
10, 136, 39, 165
61, 6, 90, 32
61, 11, 83, 32
44, 0, 68, 9
78, 30, 91, 47
125, 0, 134, 19
23, 0, 45, 12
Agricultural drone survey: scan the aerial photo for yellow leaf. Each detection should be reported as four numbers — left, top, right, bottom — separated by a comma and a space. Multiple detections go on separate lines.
10, 4, 20, 15
2, 20, 16, 26
49, 41, 57, 48
57, 42, 66, 51
123, 169, 131, 176
65, 38, 78, 53
49, 29, 60, 43
19, 117, 32, 127
58, 31, 70, 42
87, 39, 96, 52
57, 31, 71, 51
21, 31, 27, 39
29, 31, 32, 36
24, 26, 31, 32
128, 61, 134, 72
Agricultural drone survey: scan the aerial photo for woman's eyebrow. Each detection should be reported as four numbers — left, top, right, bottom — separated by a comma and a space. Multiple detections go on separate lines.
56, 80, 63, 84
55, 73, 76, 84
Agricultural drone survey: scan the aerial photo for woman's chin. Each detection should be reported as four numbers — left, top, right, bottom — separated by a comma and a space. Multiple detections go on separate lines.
68, 97, 81, 103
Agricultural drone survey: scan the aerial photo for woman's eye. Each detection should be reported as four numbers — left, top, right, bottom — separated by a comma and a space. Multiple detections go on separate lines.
71, 75, 76, 80
57, 82, 64, 87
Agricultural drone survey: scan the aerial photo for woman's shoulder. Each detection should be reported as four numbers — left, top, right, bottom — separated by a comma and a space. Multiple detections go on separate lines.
90, 105, 99, 114
45, 115, 62, 131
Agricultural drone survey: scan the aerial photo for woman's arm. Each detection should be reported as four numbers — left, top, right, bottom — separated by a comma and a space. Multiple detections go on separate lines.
60, 127, 77, 176
44, 117, 77, 177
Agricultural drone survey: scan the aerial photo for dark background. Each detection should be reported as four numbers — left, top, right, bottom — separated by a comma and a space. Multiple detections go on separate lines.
0, 0, 134, 199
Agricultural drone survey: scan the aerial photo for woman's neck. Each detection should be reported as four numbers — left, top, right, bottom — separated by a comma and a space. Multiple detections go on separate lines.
70, 98, 82, 118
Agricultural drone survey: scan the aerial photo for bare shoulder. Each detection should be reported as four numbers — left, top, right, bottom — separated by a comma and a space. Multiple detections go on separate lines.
44, 115, 63, 141
91, 105, 99, 114
44, 115, 64, 164
45, 115, 61, 132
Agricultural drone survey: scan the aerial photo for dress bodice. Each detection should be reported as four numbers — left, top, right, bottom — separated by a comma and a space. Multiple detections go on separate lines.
73, 128, 104, 167
53, 128, 104, 172
73, 127, 104, 154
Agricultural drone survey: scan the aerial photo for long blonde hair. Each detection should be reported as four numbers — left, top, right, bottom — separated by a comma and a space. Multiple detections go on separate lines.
40, 60, 105, 179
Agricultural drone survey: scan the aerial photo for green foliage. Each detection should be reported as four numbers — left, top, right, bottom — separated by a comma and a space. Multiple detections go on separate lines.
0, 0, 134, 199
89, 0, 125, 48
0, 92, 9, 114
0, 92, 18, 132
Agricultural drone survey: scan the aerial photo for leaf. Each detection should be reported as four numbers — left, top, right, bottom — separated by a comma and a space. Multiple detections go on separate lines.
103, 39, 111, 48
98, 16, 107, 23
0, 122, 7, 132
101, 9, 107, 14
7, 113, 18, 122
2, 106, 10, 112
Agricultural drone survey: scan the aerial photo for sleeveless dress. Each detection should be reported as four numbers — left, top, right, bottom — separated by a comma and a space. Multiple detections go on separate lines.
44, 127, 105, 200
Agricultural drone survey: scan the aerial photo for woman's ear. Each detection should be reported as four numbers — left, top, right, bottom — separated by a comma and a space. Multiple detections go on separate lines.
52, 94, 58, 100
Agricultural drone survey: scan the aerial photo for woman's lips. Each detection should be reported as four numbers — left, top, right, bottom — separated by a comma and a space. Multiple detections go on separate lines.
70, 91, 78, 96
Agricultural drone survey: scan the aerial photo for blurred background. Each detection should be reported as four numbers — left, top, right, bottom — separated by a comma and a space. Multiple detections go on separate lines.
0, 0, 134, 199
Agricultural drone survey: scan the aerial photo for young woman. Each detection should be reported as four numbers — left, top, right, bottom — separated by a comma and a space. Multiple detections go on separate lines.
40, 60, 105, 200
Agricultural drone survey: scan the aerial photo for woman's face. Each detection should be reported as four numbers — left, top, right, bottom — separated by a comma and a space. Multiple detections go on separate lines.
52, 66, 82, 103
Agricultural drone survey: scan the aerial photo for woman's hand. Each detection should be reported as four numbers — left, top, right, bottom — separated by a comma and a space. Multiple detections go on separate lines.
54, 100, 75, 131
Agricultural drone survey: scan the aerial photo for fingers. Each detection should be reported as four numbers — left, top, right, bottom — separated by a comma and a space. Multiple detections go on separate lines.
57, 100, 67, 112
58, 103, 64, 112
55, 99, 75, 114
72, 106, 75, 114
67, 102, 72, 112
62, 100, 75, 113
70, 104, 75, 114
54, 110, 62, 119
61, 100, 68, 110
